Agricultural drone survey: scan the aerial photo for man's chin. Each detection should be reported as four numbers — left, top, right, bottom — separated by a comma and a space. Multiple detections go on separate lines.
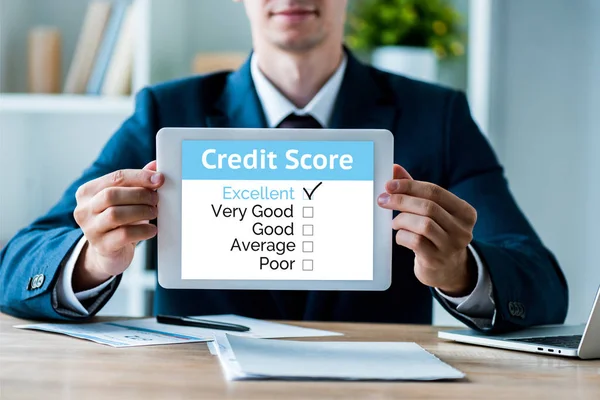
272, 35, 324, 53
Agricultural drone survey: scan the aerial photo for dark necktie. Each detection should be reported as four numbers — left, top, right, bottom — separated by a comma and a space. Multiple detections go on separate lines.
277, 113, 323, 129
270, 113, 321, 320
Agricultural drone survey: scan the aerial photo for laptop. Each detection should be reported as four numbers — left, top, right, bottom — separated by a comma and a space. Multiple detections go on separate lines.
438, 286, 600, 359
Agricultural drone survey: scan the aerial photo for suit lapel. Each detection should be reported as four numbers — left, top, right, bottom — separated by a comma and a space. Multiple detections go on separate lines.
329, 52, 401, 132
206, 56, 268, 129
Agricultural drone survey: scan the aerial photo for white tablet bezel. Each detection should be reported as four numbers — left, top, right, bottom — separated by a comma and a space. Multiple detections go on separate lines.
156, 128, 393, 291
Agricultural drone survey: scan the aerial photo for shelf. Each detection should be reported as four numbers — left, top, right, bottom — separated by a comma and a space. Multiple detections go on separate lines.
0, 94, 134, 114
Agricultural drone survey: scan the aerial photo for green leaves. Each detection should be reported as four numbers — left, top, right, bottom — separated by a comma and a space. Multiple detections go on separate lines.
346, 0, 465, 59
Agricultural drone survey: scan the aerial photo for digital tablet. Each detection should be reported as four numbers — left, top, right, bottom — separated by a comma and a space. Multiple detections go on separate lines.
156, 128, 393, 291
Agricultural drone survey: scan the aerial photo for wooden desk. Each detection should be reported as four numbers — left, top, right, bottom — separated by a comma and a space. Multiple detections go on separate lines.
1, 314, 599, 399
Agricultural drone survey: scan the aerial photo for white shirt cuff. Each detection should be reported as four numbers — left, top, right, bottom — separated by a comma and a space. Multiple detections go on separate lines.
56, 236, 115, 316
435, 244, 495, 318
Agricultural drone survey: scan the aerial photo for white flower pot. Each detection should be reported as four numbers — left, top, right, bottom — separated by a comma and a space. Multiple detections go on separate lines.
371, 46, 438, 83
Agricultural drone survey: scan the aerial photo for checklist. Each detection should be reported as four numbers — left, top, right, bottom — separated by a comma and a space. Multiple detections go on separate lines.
181, 140, 374, 281
302, 202, 315, 268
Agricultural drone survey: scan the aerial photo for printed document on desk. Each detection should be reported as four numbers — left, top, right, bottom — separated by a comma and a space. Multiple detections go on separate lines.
214, 334, 465, 381
179, 314, 343, 338
16, 314, 341, 348
14, 320, 211, 348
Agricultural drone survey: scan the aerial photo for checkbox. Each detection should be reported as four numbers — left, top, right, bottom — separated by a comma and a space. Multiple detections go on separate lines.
302, 190, 315, 200
302, 225, 314, 236
302, 260, 314, 271
302, 241, 314, 253
303, 207, 314, 218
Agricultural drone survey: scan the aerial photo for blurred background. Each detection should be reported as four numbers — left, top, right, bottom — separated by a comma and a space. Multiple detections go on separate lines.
0, 0, 598, 325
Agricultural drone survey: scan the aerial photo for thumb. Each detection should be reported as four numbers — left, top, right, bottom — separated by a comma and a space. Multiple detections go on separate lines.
143, 160, 158, 172
393, 164, 413, 180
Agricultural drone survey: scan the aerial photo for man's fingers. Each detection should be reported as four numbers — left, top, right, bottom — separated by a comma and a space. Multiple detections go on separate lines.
393, 164, 413, 180
395, 229, 437, 255
143, 160, 157, 172
96, 205, 158, 232
130, 220, 150, 225
77, 169, 164, 199
378, 193, 456, 230
382, 180, 470, 218
91, 187, 159, 213
392, 213, 448, 251
96, 224, 158, 255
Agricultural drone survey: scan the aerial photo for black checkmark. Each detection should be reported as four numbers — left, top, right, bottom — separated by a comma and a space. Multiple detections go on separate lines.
303, 182, 323, 200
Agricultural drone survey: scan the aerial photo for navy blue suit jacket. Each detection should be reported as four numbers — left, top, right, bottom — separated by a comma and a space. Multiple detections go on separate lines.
0, 52, 568, 332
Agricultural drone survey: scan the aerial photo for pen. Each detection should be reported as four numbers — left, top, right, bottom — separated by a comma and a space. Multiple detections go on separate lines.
156, 315, 251, 332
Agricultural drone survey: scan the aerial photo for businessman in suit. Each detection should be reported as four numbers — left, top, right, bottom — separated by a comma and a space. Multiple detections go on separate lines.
0, 0, 567, 332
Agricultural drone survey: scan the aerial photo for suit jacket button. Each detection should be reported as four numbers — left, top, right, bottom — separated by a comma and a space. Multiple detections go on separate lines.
509, 301, 525, 318
31, 274, 45, 289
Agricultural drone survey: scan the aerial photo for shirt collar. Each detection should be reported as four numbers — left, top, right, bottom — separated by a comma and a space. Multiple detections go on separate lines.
250, 53, 348, 128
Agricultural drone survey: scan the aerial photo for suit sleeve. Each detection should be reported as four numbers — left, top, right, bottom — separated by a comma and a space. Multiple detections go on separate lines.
0, 88, 159, 321
431, 91, 569, 333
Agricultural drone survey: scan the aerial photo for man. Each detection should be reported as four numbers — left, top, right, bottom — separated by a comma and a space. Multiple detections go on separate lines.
0, 0, 567, 332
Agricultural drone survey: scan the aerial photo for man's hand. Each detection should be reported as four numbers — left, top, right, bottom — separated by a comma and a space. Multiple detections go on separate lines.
72, 161, 164, 292
377, 164, 478, 297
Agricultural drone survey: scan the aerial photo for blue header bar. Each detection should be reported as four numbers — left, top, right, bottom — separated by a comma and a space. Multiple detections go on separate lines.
182, 140, 373, 181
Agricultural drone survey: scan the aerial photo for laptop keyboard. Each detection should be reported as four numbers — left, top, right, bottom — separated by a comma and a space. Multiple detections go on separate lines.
508, 335, 582, 349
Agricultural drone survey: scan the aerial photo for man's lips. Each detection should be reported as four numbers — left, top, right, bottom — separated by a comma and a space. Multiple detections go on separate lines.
271, 8, 318, 20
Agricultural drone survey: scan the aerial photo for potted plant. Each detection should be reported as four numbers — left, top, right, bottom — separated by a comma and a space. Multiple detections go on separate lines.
346, 0, 465, 83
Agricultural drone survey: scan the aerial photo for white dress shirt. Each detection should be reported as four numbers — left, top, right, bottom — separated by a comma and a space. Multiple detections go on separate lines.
56, 236, 116, 315
55, 54, 496, 326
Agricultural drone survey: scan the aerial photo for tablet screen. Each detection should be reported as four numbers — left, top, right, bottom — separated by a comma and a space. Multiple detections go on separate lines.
180, 140, 374, 281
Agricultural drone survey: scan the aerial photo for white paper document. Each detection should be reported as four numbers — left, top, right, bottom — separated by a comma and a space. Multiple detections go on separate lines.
215, 334, 465, 381
213, 333, 246, 380
182, 314, 343, 339
15, 321, 211, 348
16, 314, 341, 348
